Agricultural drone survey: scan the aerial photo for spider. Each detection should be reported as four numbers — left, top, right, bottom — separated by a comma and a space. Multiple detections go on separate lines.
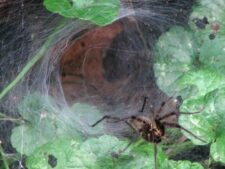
90, 96, 206, 169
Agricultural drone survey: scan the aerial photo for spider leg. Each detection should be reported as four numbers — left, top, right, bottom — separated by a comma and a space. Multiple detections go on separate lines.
111, 128, 138, 158
90, 115, 117, 127
155, 96, 174, 116
139, 96, 148, 112
111, 140, 133, 158
158, 112, 177, 121
90, 115, 130, 127
179, 101, 205, 115
163, 122, 207, 143
158, 111, 201, 121
180, 111, 201, 115
89, 115, 110, 127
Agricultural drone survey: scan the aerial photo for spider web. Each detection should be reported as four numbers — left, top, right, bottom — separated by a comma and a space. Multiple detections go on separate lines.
0, 0, 195, 168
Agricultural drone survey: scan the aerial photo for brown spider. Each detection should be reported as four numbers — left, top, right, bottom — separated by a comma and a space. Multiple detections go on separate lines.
91, 96, 206, 169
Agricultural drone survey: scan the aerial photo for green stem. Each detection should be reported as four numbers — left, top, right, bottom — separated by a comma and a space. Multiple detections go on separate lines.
0, 118, 24, 124
0, 20, 66, 100
133, 139, 145, 147
0, 112, 25, 124
0, 143, 9, 169
0, 112, 8, 118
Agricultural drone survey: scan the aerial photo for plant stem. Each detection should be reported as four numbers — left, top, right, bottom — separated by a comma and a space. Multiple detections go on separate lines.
0, 143, 10, 169
0, 112, 7, 118
0, 20, 66, 100
0, 112, 25, 124
0, 118, 23, 123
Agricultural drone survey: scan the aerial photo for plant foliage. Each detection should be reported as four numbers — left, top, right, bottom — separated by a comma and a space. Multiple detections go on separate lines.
43, 0, 120, 26
154, 0, 225, 165
8, 0, 225, 168
26, 136, 204, 169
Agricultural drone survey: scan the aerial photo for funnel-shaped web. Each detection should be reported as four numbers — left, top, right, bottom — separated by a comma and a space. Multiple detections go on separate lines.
0, 1, 199, 169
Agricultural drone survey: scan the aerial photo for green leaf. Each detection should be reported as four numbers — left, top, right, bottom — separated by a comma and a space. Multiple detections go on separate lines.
17, 92, 54, 123
189, 0, 225, 33
121, 143, 168, 169
26, 137, 88, 169
11, 124, 55, 156
189, 0, 225, 61
169, 160, 204, 169
179, 87, 225, 145
26, 135, 204, 169
153, 26, 198, 95
80, 135, 129, 157
43, 0, 120, 26
210, 134, 225, 164
175, 67, 225, 98
199, 36, 225, 73
154, 26, 198, 64
187, 0, 225, 76
179, 112, 214, 145
80, 135, 129, 169
117, 142, 204, 169
213, 88, 225, 117
26, 135, 128, 169
11, 93, 82, 155
153, 1, 225, 166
